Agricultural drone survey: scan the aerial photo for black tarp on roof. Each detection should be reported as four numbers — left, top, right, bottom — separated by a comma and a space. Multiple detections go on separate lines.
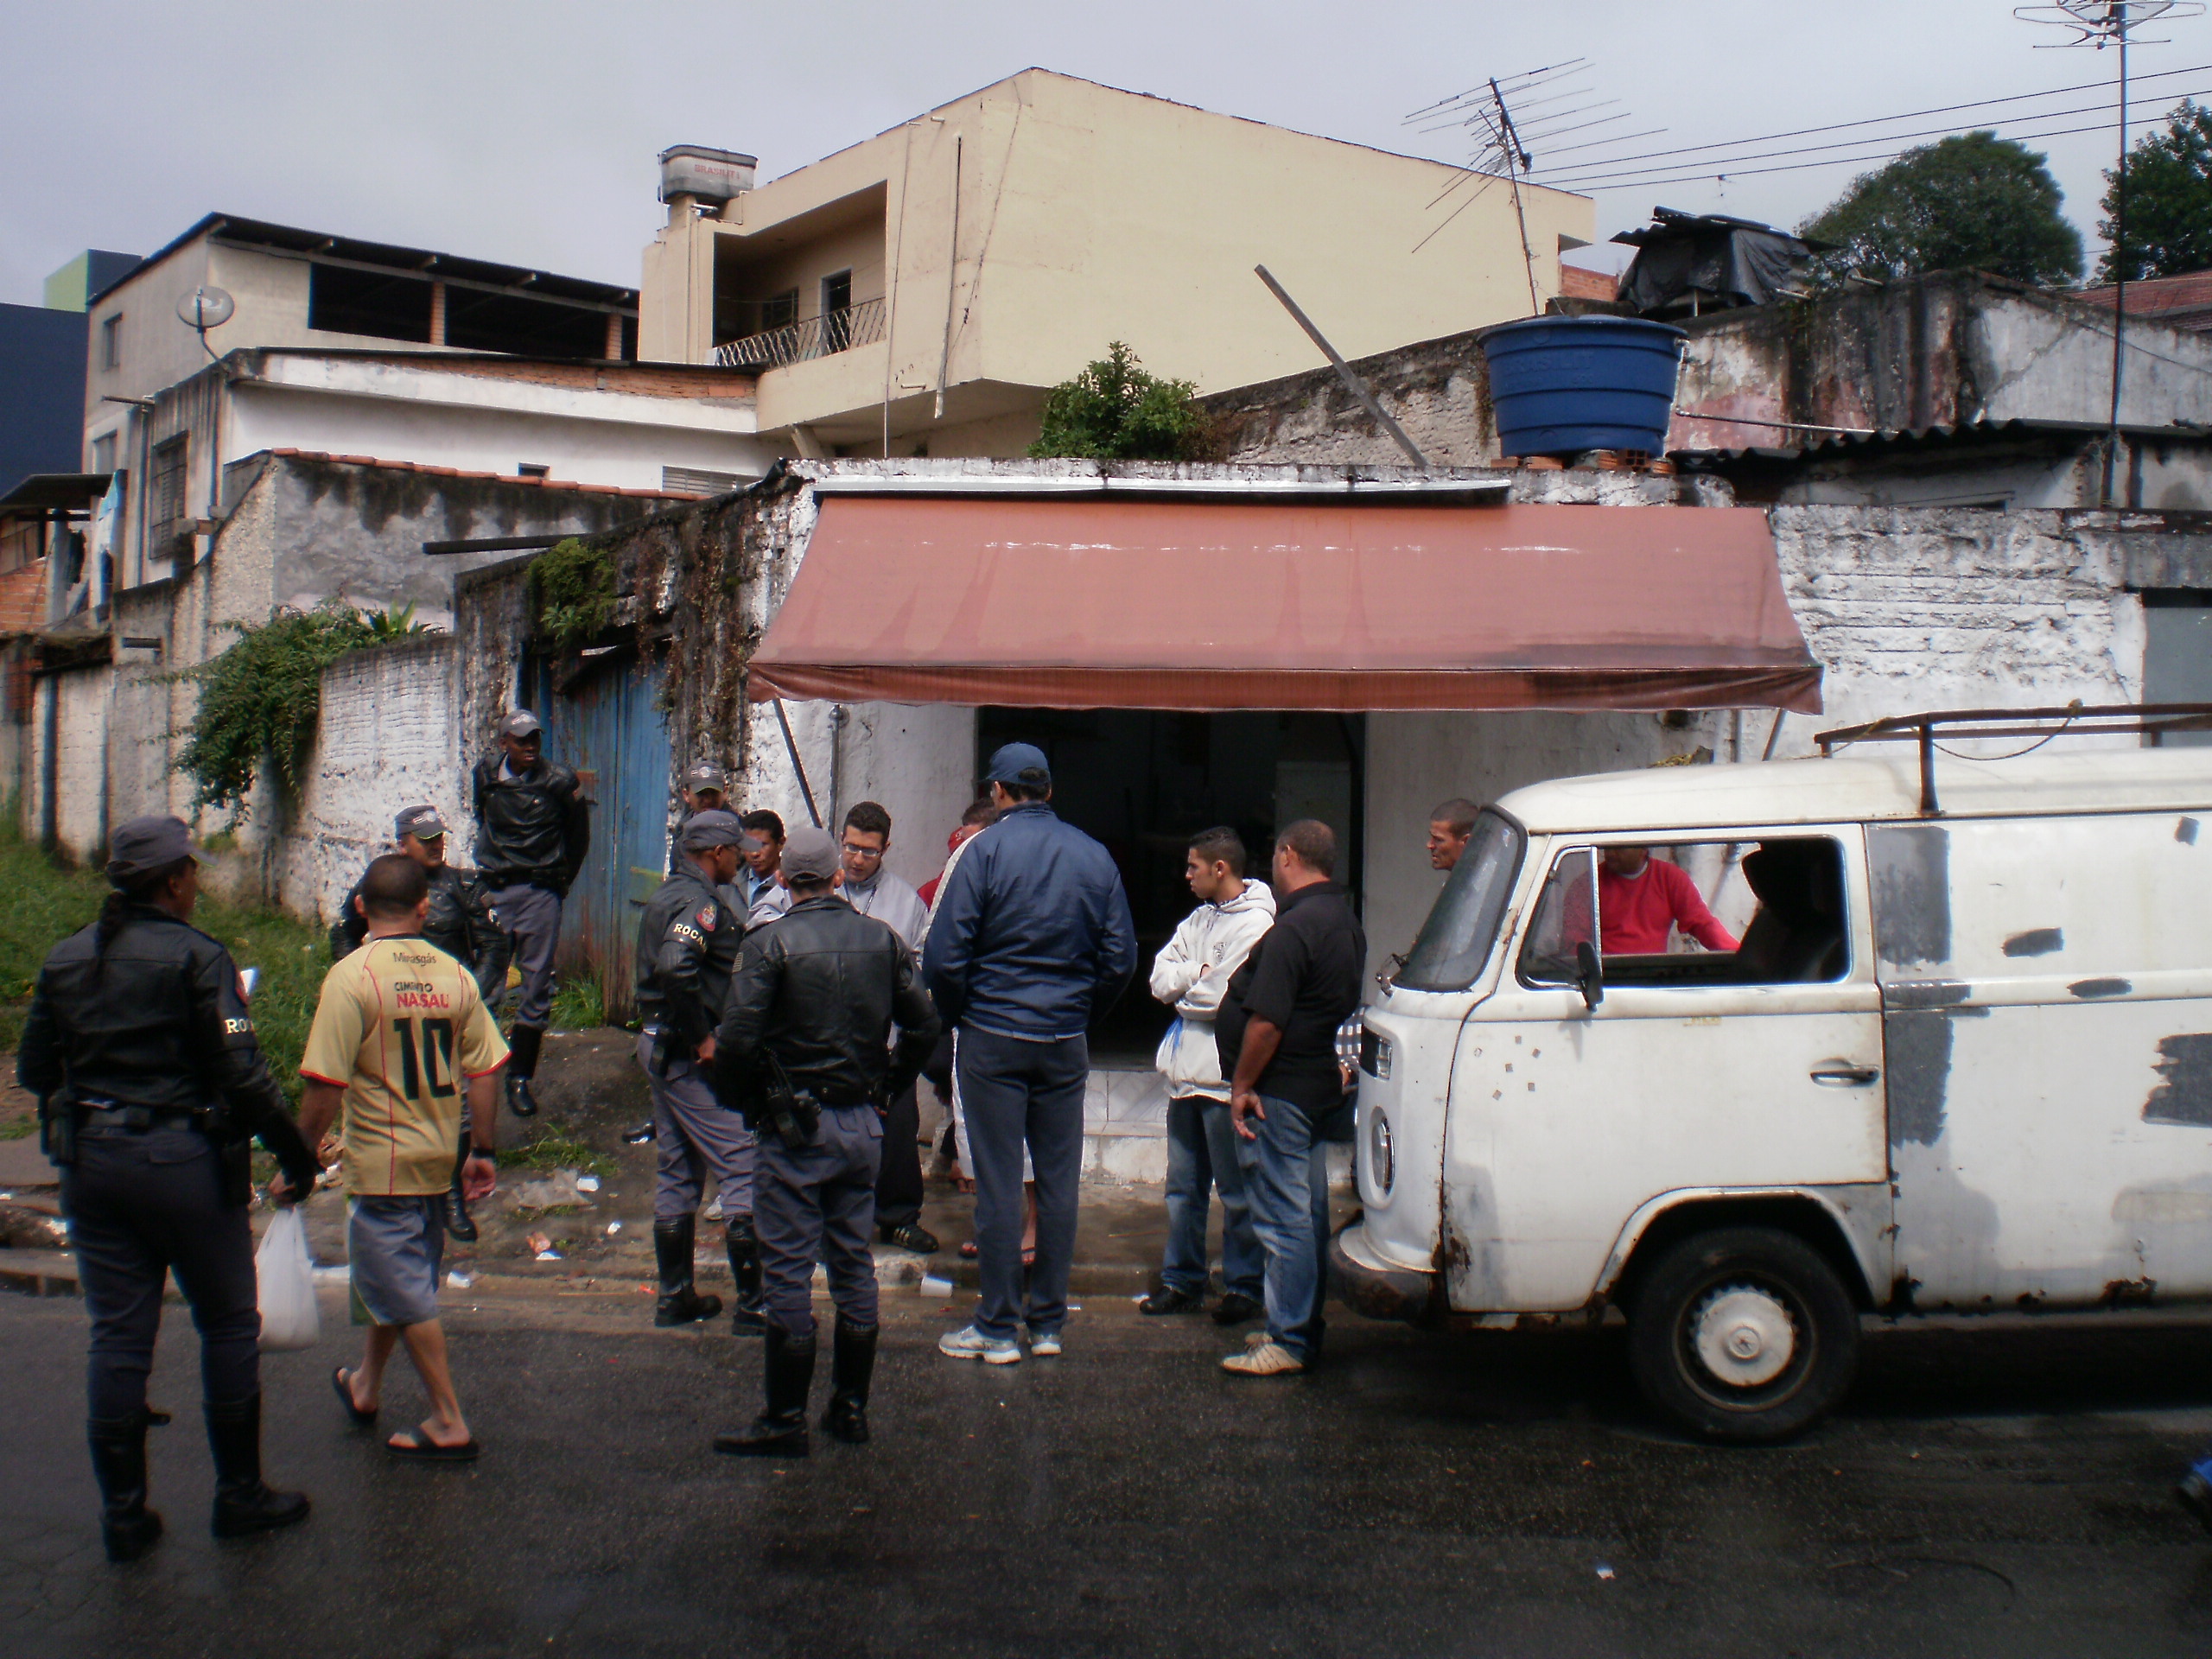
1614, 207, 1827, 319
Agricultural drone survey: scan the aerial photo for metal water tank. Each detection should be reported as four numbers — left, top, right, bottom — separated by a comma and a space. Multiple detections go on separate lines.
1478, 315, 1686, 459
659, 145, 758, 205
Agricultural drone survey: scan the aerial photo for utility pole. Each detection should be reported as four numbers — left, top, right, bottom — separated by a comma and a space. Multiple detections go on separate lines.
2016, 0, 2203, 505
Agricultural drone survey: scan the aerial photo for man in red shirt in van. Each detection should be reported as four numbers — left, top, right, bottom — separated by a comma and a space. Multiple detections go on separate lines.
1598, 847, 1738, 956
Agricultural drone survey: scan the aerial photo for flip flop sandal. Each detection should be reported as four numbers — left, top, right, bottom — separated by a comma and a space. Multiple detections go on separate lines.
333, 1368, 377, 1427
959, 1240, 979, 1260
386, 1427, 480, 1463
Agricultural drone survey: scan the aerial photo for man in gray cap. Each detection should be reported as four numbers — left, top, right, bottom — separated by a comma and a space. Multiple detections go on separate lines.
471, 709, 590, 1119
633, 809, 764, 1332
924, 742, 1136, 1364
712, 826, 938, 1456
18, 816, 321, 1560
331, 805, 509, 1241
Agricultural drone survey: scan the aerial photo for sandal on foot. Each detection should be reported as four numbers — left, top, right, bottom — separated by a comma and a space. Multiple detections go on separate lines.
958, 1239, 979, 1260
333, 1368, 377, 1427
386, 1427, 479, 1462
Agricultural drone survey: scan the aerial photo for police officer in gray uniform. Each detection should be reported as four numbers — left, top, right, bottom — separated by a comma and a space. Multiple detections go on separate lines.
712, 826, 939, 1457
471, 709, 589, 1118
17, 817, 322, 1562
332, 804, 510, 1241
634, 809, 765, 1332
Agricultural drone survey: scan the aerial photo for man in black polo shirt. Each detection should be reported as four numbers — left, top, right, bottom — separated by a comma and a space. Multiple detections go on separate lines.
1216, 820, 1364, 1377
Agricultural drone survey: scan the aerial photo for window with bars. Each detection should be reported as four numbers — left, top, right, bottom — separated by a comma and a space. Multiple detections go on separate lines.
149, 436, 189, 560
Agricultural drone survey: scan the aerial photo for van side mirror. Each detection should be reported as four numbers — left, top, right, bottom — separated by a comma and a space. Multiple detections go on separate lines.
1574, 940, 1604, 1009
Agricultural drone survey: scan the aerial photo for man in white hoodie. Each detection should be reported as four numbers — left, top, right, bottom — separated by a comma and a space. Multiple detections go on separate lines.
1140, 827, 1275, 1323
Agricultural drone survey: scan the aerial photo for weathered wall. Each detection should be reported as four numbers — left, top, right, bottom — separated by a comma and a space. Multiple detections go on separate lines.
276, 634, 461, 921
1203, 328, 1496, 467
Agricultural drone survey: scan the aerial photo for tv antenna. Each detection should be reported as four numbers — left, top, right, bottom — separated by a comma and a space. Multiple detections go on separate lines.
176, 286, 235, 361
1408, 61, 1643, 315
2015, 1, 2204, 504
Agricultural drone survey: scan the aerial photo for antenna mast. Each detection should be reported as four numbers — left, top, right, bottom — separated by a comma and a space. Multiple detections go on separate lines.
2016, 0, 2204, 505
1489, 79, 1543, 315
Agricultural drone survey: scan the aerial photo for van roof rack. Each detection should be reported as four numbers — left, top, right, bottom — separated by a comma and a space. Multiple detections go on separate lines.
1813, 703, 2212, 815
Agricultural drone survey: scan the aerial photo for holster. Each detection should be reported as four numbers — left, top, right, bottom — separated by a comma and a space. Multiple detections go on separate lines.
38, 1096, 74, 1166
645, 1027, 671, 1079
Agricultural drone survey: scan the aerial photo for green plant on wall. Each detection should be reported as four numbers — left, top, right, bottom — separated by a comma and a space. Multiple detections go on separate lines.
531, 537, 618, 652
175, 600, 431, 813
1028, 342, 1214, 461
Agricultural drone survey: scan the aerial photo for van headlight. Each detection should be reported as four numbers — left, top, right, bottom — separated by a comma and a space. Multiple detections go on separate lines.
1367, 1108, 1395, 1196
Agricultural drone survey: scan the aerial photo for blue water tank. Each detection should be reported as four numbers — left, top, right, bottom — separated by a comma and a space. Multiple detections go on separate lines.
1478, 315, 1686, 459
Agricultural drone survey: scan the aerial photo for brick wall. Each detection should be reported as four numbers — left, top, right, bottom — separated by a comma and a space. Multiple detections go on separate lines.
0, 560, 45, 632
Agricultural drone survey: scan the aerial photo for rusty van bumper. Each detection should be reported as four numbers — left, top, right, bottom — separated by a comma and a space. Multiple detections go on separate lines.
1331, 1222, 1438, 1324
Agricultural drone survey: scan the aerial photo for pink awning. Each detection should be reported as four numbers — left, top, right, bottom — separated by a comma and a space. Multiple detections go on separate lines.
747, 494, 1822, 713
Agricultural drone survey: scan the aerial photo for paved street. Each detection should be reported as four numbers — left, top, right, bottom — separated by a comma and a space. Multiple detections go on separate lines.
5, 1287, 2212, 1658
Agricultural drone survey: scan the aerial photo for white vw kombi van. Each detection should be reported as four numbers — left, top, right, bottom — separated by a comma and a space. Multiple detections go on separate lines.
1333, 720, 2212, 1441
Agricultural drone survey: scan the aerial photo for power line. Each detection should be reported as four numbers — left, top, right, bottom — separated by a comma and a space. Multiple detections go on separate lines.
1535, 89, 2212, 188
1523, 59, 2212, 177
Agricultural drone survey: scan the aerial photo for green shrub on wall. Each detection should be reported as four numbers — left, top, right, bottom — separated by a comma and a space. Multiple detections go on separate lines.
175, 600, 430, 813
530, 537, 618, 653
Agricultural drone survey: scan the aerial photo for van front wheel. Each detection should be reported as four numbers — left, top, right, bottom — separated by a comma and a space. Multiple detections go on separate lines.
1627, 1225, 1859, 1443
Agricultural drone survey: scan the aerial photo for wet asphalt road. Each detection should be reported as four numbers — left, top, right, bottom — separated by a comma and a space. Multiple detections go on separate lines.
5, 1291, 2212, 1658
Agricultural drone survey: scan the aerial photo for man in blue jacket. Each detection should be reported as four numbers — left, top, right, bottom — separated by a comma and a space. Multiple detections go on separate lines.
923, 743, 1137, 1363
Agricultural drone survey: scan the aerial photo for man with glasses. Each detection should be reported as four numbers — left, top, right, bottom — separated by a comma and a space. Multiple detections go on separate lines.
838, 802, 937, 1254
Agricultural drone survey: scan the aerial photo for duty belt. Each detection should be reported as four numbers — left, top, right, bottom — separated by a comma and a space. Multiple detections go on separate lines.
78, 1103, 206, 1134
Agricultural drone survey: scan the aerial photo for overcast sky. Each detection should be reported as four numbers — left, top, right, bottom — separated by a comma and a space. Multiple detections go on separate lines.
5, 0, 2205, 306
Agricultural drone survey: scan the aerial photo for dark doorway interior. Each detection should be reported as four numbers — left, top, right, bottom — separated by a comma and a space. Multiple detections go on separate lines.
977, 708, 1365, 1064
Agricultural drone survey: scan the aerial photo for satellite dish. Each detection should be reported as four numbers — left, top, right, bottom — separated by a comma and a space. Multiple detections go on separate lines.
178, 286, 235, 330
178, 286, 235, 360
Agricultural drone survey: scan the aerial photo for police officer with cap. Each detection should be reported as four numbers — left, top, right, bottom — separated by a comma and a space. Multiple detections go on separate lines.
17, 816, 322, 1562
471, 709, 589, 1118
712, 825, 939, 1457
635, 809, 766, 1332
331, 804, 510, 1241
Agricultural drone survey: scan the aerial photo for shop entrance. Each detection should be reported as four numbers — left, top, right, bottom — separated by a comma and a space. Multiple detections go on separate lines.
977, 708, 1365, 1063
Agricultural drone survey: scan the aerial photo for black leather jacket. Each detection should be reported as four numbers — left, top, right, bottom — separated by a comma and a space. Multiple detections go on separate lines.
715, 894, 941, 1108
331, 862, 511, 1000
16, 906, 318, 1195
471, 753, 590, 895
634, 865, 741, 1055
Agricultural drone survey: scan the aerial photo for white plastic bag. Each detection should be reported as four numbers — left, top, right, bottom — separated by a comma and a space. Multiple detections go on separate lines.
255, 1206, 321, 1352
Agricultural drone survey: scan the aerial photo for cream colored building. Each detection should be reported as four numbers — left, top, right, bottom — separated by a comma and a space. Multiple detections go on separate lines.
642, 70, 1594, 457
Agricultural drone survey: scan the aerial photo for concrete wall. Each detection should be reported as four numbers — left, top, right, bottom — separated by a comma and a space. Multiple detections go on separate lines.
277, 634, 461, 922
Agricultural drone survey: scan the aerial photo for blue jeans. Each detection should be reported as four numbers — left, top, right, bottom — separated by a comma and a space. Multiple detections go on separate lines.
1237, 1094, 1336, 1363
1160, 1094, 1262, 1300
958, 1026, 1088, 1341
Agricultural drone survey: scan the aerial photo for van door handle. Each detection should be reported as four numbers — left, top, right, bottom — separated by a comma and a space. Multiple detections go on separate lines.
1810, 1064, 1880, 1086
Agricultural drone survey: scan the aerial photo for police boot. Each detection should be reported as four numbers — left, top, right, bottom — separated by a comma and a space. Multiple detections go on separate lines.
714, 1324, 815, 1458
505, 1025, 543, 1118
653, 1216, 723, 1326
824, 1318, 879, 1446
205, 1394, 310, 1540
726, 1215, 767, 1336
87, 1413, 163, 1562
443, 1130, 479, 1243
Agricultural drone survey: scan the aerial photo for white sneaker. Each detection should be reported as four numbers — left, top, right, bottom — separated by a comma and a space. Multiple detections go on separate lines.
1222, 1339, 1305, 1376
1029, 1327, 1063, 1357
938, 1325, 1022, 1364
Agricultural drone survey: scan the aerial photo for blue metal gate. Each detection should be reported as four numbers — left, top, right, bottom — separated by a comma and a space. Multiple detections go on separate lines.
529, 648, 671, 1024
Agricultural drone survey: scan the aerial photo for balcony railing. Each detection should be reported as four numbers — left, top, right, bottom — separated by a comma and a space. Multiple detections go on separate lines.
711, 296, 886, 370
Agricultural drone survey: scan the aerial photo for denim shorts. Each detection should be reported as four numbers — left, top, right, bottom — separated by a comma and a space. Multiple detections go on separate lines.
347, 1195, 446, 1326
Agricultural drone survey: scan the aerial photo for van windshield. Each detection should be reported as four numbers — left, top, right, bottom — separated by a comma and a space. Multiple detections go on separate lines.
1397, 810, 1524, 992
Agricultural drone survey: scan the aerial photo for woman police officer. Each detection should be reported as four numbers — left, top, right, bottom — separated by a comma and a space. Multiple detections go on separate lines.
17, 816, 322, 1562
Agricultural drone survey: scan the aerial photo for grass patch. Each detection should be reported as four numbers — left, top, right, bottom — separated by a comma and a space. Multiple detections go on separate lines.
0, 818, 331, 1097
0, 1116, 37, 1140
504, 1123, 615, 1179
548, 970, 605, 1033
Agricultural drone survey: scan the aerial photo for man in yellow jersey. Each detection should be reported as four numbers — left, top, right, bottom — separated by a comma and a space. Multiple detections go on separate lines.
284, 854, 507, 1461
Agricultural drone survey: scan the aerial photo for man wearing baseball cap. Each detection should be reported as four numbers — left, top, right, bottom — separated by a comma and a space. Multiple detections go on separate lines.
632, 809, 766, 1332
470, 709, 589, 1119
922, 743, 1137, 1364
331, 804, 510, 1241
712, 825, 939, 1455
19, 816, 321, 1560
